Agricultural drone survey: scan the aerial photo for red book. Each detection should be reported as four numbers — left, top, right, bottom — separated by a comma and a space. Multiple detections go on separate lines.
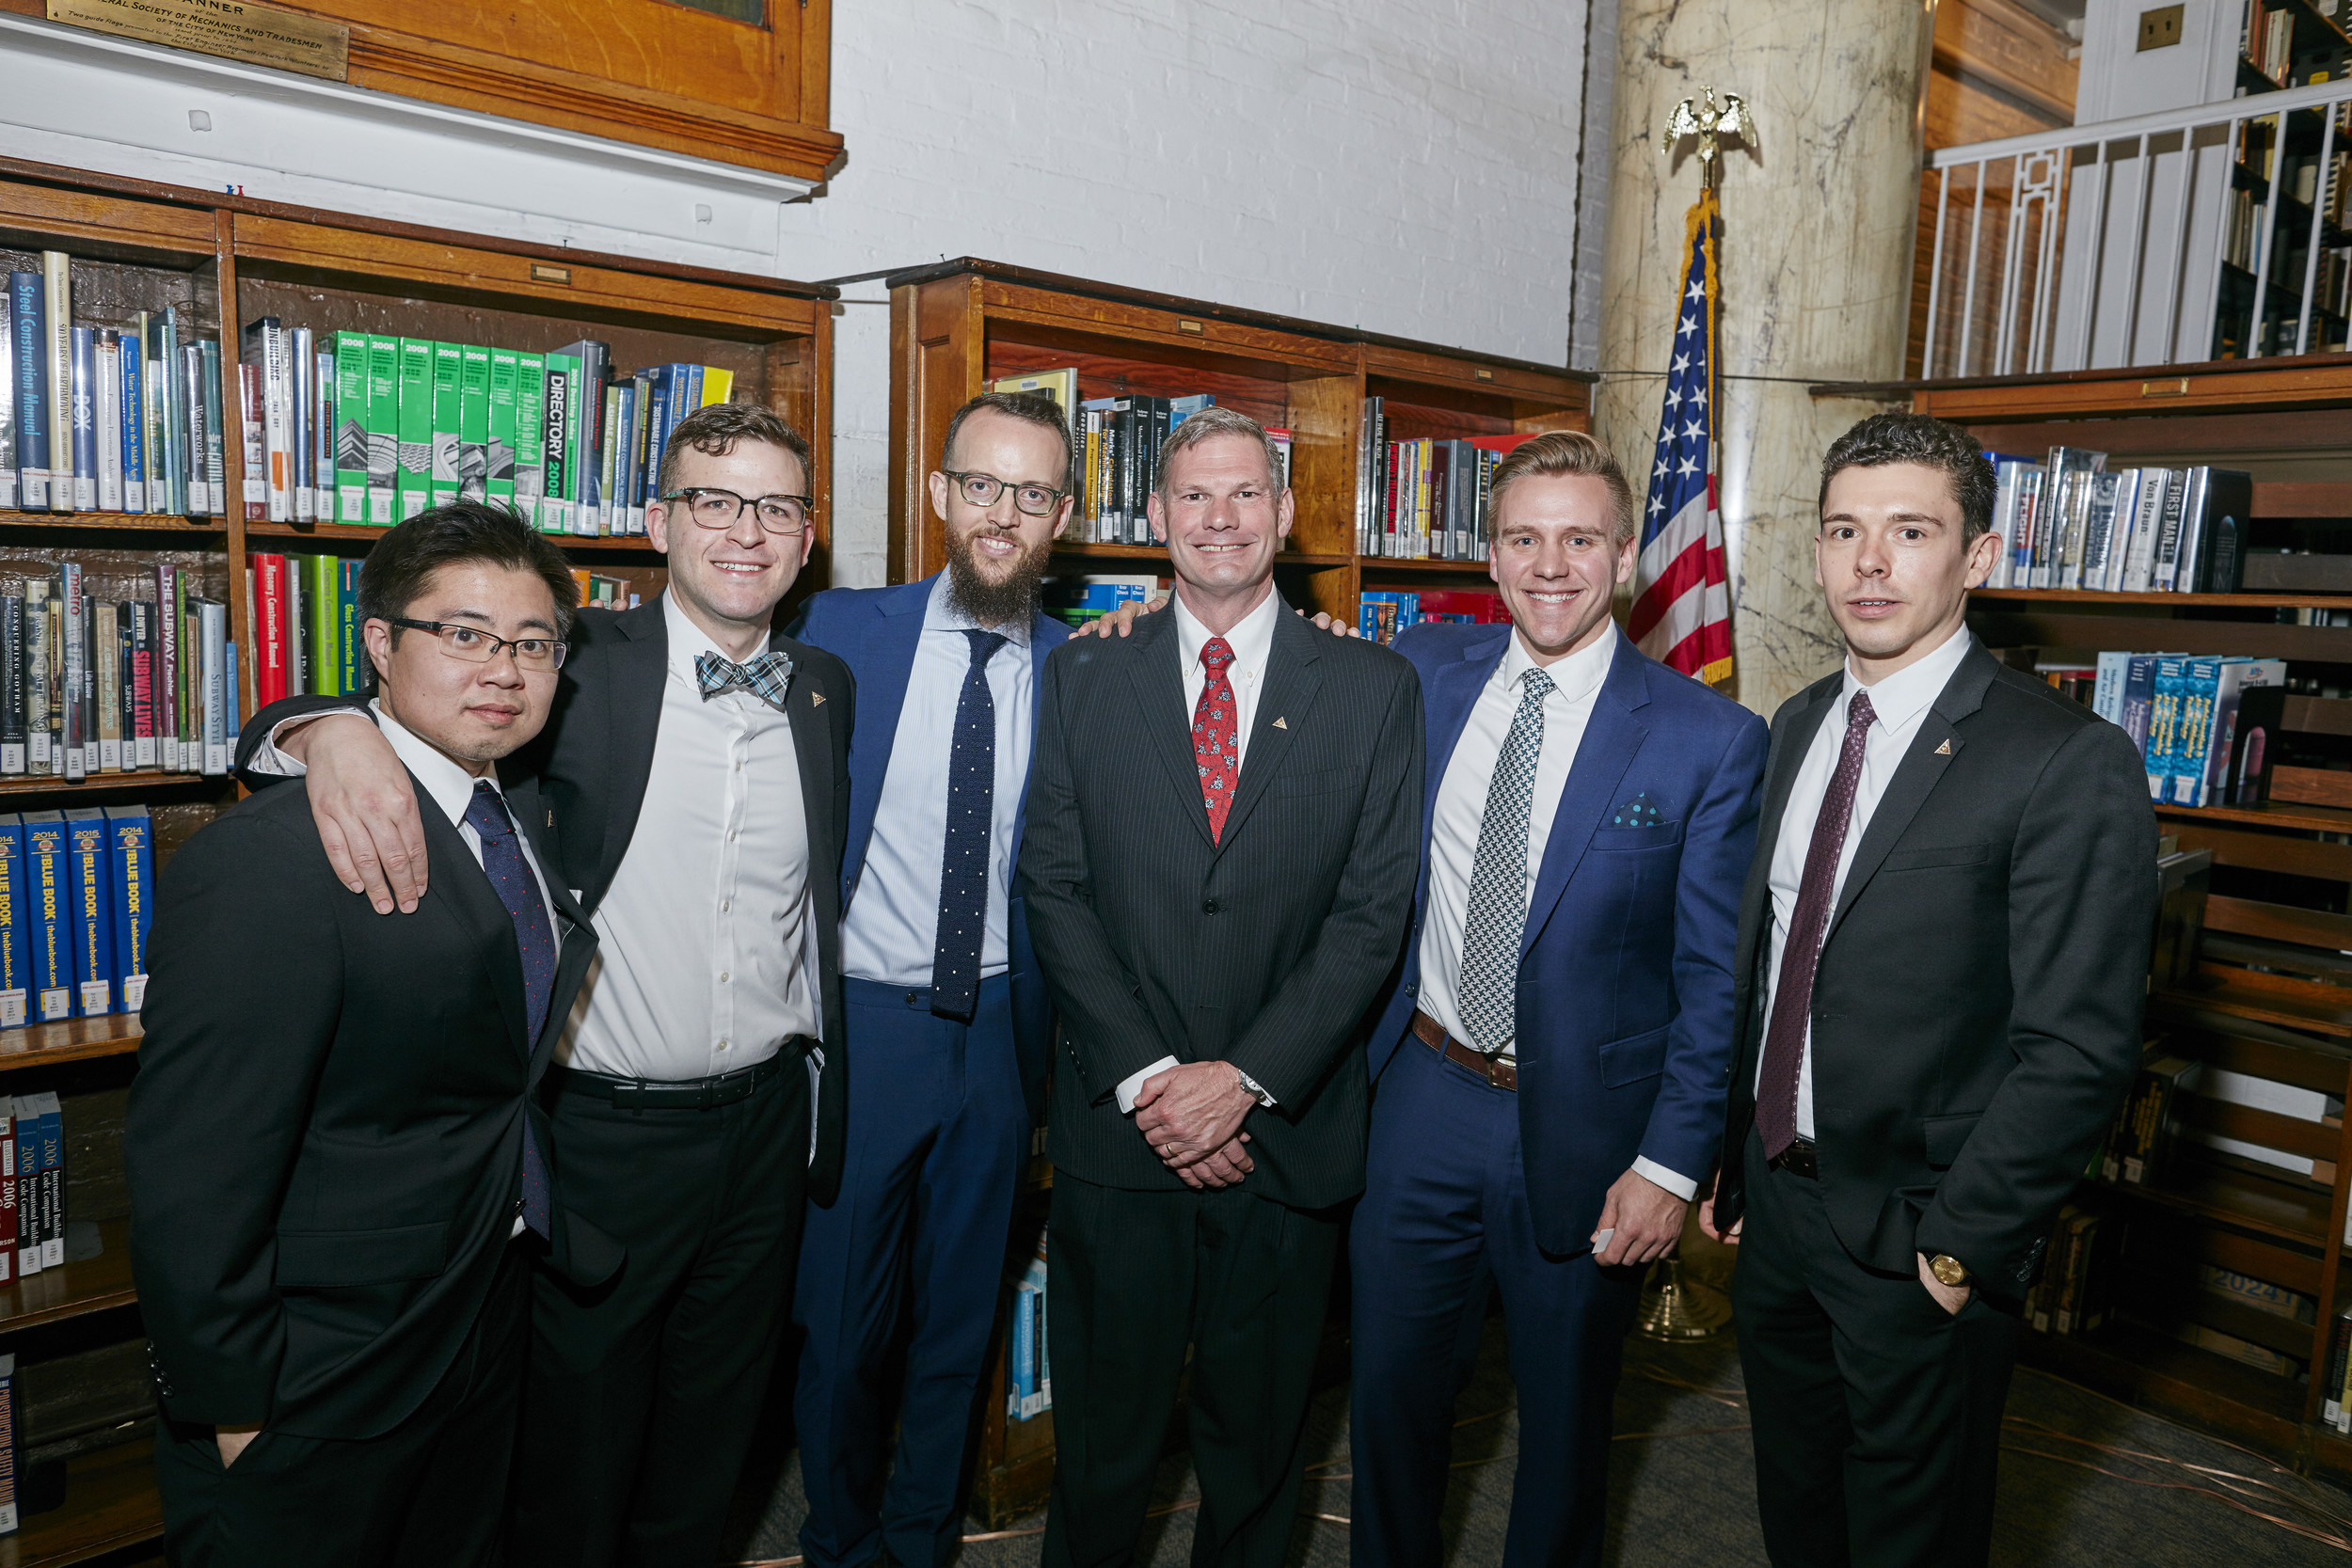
253, 553, 289, 706
1466, 434, 1541, 456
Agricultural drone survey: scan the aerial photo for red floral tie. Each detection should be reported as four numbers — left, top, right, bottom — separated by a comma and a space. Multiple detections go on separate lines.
1193, 637, 1240, 841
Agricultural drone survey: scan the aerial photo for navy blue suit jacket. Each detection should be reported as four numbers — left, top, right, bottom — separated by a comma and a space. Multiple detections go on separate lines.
789, 575, 1070, 1125
1364, 624, 1767, 1255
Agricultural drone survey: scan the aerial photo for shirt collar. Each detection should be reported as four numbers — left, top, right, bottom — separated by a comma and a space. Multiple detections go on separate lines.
1502, 623, 1615, 705
370, 699, 504, 832
1171, 583, 1281, 675
1842, 622, 1974, 733
924, 571, 1033, 649
661, 589, 772, 681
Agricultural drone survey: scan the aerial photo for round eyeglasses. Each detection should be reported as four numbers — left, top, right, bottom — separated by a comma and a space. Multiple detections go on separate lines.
661, 487, 814, 535
941, 470, 1067, 517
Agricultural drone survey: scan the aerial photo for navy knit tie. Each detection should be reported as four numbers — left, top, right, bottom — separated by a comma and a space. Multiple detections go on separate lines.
931, 629, 1005, 1022
465, 781, 553, 1238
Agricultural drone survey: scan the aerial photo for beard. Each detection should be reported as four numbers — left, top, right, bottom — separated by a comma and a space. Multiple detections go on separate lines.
945, 523, 1053, 627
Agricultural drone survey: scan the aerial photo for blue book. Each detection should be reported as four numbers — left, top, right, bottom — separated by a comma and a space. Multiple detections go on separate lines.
2145, 657, 2190, 801
31, 1091, 61, 1270
1168, 393, 1216, 429
2121, 654, 2162, 754
68, 325, 96, 512
1009, 1278, 1035, 1418
10, 1102, 38, 1276
8, 274, 45, 510
20, 815, 67, 1024
2170, 658, 2226, 805
63, 807, 111, 1017
640, 366, 675, 506
103, 806, 151, 1015
0, 817, 25, 1030
119, 332, 144, 515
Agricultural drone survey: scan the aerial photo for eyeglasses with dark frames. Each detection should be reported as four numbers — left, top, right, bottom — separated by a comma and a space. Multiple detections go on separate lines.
389, 618, 568, 672
660, 487, 815, 535
940, 470, 1067, 517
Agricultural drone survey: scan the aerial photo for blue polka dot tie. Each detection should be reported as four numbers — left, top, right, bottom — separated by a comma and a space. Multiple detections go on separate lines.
932, 629, 1005, 1022
464, 781, 553, 1239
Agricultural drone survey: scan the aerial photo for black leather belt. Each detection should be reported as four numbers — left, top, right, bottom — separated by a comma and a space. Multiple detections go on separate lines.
555, 1037, 812, 1110
1769, 1135, 1819, 1180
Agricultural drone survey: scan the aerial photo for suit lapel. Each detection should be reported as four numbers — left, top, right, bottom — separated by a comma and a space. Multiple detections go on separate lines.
1128, 608, 1216, 848
595, 596, 671, 897
1520, 635, 1649, 955
781, 633, 838, 874
845, 578, 932, 888
1824, 643, 1996, 941
1216, 607, 1322, 853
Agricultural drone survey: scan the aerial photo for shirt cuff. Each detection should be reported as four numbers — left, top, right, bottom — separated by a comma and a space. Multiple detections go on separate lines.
1114, 1055, 1181, 1116
249, 710, 373, 777
1631, 1156, 1698, 1203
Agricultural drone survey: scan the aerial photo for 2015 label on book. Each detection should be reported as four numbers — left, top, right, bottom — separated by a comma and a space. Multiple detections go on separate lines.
46, 0, 350, 84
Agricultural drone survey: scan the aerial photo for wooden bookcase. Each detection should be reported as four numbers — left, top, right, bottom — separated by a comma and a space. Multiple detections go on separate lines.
885, 258, 1592, 622
887, 259, 1587, 1526
0, 155, 836, 1563
1858, 353, 2352, 1479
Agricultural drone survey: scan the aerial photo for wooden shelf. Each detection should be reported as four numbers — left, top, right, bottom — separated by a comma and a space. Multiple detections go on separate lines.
246, 521, 664, 554
0, 1434, 161, 1568
0, 512, 225, 537
2156, 800, 2352, 834
2153, 974, 2352, 1041
0, 1218, 136, 1337
2018, 1321, 2329, 1473
1970, 587, 2352, 609
0, 775, 213, 800
0, 1015, 140, 1070
2092, 1158, 2336, 1247
1359, 556, 1494, 575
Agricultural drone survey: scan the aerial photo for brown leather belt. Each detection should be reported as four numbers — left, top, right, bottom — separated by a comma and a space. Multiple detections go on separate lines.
1412, 1010, 1517, 1091
1769, 1135, 1819, 1180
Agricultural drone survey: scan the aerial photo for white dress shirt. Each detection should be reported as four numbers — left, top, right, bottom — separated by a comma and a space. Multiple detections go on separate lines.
1762, 624, 1975, 1141
254, 593, 822, 1084
369, 701, 558, 1239
839, 574, 1032, 986
1412, 630, 1693, 1200
1112, 586, 1286, 1116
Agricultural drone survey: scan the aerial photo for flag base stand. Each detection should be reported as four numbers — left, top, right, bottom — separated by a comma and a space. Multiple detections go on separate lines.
1634, 1257, 1730, 1341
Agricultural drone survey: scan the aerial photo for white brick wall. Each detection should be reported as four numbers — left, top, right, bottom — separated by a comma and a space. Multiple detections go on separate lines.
1, 2, 1606, 585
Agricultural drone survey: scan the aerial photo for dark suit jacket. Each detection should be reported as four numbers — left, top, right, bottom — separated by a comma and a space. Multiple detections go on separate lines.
232, 594, 856, 1204
1019, 599, 1423, 1210
1712, 640, 2156, 1293
128, 775, 610, 1441
787, 572, 1070, 1125
1364, 626, 1767, 1254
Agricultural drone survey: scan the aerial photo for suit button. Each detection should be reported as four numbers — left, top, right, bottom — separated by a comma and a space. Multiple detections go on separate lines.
905, 990, 919, 1006
1406, 982, 1418, 996
1201, 899, 1219, 914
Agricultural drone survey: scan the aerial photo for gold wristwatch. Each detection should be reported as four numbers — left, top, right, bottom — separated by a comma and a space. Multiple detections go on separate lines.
1929, 1253, 1971, 1289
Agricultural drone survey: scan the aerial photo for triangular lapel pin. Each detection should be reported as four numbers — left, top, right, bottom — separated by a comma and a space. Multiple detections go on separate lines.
1934, 738, 1951, 755
1272, 716, 1288, 729
811, 690, 826, 705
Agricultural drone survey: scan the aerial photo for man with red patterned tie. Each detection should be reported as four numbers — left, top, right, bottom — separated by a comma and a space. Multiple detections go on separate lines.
1018, 406, 1423, 1568
1702, 414, 2154, 1568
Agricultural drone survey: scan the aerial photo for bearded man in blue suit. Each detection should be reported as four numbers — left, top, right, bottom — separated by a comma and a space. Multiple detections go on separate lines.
786, 391, 1073, 1568
1350, 432, 1767, 1568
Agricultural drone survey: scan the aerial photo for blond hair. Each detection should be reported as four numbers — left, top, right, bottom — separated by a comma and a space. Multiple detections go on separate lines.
1489, 431, 1637, 545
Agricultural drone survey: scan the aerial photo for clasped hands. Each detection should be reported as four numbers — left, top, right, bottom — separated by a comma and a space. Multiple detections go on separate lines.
1134, 1061, 1259, 1189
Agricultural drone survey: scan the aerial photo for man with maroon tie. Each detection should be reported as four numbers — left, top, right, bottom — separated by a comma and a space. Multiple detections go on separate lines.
1702, 413, 2154, 1568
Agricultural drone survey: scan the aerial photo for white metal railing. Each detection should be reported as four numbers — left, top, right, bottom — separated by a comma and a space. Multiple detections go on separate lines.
1920, 76, 2352, 379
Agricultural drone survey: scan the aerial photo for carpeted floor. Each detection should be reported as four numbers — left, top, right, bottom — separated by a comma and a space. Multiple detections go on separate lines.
723, 1291, 2352, 1568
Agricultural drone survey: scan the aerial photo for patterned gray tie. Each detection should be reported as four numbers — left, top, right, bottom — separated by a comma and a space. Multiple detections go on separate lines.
1457, 667, 1556, 1055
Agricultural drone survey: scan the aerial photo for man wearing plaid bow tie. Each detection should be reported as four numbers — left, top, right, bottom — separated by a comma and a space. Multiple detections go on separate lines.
231, 403, 855, 1567
1021, 407, 1423, 1568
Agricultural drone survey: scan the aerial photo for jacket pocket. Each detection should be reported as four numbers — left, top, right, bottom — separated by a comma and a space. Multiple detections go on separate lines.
1882, 843, 1992, 873
276, 1221, 450, 1289
1922, 1112, 1983, 1168
1597, 1025, 1670, 1087
1589, 823, 1682, 851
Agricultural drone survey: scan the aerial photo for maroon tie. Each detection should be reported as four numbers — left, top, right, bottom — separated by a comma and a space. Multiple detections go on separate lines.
1192, 637, 1240, 842
1756, 689, 1877, 1160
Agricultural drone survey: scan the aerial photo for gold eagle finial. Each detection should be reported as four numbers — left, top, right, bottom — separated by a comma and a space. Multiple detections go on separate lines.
1661, 87, 1752, 188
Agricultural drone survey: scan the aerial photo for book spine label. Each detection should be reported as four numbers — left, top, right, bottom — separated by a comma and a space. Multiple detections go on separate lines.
8, 275, 44, 510
255, 555, 287, 707
107, 809, 151, 1012
338, 560, 360, 693
153, 563, 177, 768
308, 554, 339, 698
202, 600, 228, 775
542, 355, 574, 535
119, 334, 145, 514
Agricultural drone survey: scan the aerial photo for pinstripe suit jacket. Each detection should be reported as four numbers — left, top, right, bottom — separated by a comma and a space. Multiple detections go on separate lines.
1018, 599, 1423, 1209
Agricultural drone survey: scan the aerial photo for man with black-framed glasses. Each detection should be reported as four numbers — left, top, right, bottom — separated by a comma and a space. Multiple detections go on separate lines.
228, 402, 855, 1568
780, 389, 1074, 1568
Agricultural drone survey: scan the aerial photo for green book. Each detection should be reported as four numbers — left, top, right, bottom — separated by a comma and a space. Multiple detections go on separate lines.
487, 346, 518, 520
542, 352, 579, 536
429, 342, 463, 510
513, 352, 547, 531
365, 334, 399, 525
458, 343, 490, 503
396, 338, 433, 520
599, 383, 623, 538
333, 332, 369, 524
307, 552, 340, 697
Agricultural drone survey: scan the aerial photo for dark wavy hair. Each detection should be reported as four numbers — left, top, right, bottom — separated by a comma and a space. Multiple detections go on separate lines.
357, 499, 580, 657
1819, 413, 1998, 542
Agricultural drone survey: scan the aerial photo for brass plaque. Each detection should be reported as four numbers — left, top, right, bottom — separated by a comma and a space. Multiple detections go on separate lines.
530, 263, 573, 285
2138, 5, 2185, 52
48, 0, 349, 83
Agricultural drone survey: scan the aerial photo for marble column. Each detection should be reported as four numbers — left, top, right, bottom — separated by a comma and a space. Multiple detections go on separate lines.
1597, 0, 1935, 718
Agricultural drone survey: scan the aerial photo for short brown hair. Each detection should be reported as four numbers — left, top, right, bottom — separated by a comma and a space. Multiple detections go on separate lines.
1488, 431, 1637, 545
1819, 413, 1997, 542
1154, 405, 1286, 497
358, 499, 580, 666
657, 402, 813, 498
942, 391, 1073, 488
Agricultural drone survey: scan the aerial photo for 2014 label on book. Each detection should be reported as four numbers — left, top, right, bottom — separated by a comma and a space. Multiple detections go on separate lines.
46, 0, 349, 83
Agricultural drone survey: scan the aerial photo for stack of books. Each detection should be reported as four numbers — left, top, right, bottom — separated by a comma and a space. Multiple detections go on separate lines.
4, 253, 225, 517
0, 805, 152, 1027
0, 562, 230, 781
1353, 404, 1533, 560
1356, 588, 1509, 644
2075, 652, 2283, 806
1987, 451, 2252, 594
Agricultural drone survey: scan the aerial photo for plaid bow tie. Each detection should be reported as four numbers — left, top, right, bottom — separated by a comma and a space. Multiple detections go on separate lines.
694, 648, 795, 709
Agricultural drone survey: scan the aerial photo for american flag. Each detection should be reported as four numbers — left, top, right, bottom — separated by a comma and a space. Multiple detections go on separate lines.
1628, 190, 1733, 688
